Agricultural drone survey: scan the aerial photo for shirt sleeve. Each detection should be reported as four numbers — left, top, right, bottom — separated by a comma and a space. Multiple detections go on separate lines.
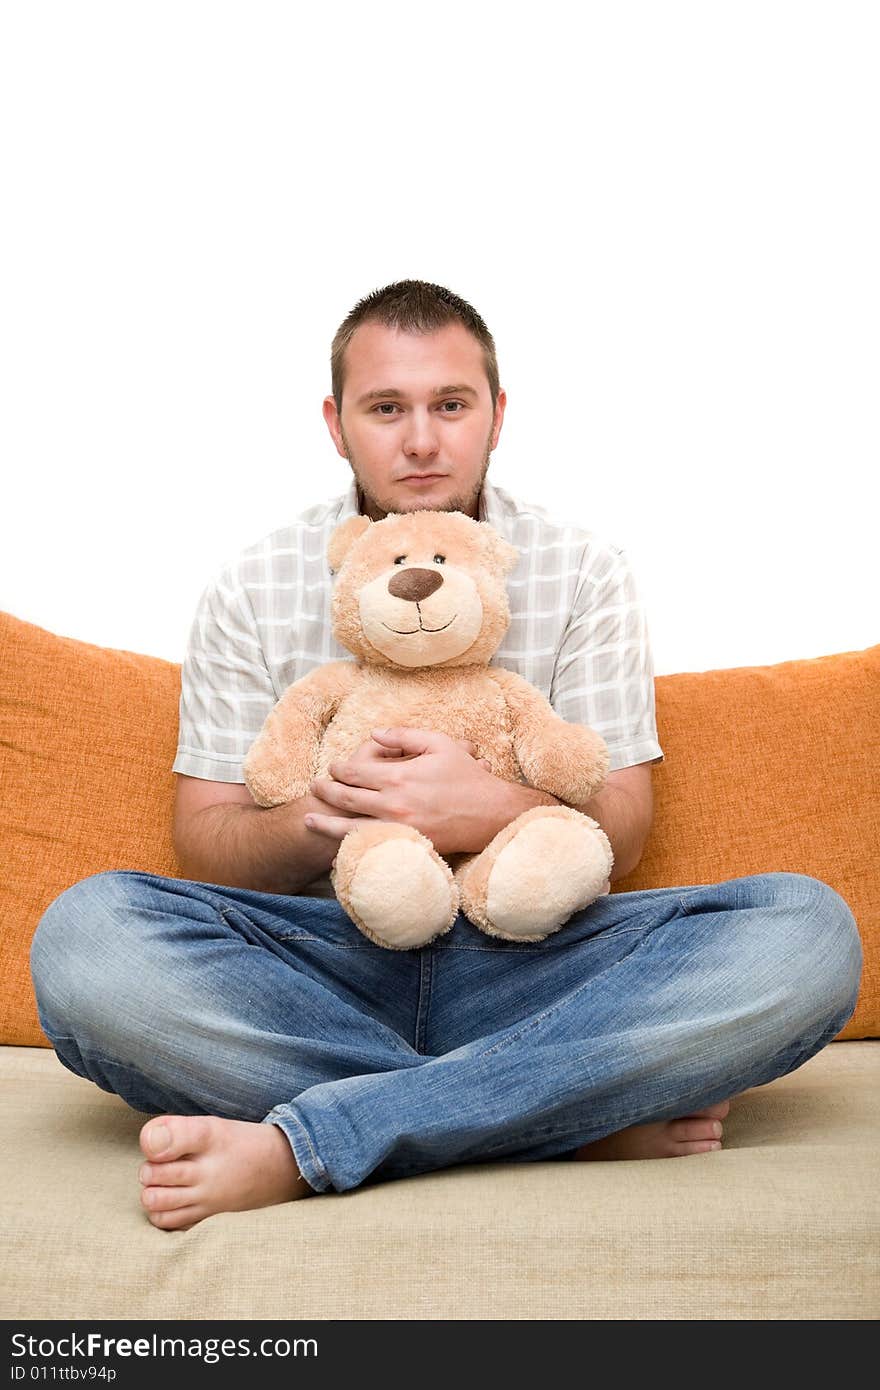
171, 566, 278, 783
550, 546, 664, 771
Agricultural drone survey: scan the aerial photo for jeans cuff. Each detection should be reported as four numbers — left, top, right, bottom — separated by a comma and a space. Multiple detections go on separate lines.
261, 1104, 333, 1194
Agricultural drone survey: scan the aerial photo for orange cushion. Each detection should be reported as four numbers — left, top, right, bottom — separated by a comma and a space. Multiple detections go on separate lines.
621, 643, 880, 1039
1, 610, 877, 1045
1, 612, 182, 1045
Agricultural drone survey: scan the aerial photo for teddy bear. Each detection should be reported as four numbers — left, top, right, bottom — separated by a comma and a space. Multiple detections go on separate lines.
242, 509, 614, 950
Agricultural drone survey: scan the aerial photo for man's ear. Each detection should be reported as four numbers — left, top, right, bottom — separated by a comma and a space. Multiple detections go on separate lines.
328, 515, 371, 573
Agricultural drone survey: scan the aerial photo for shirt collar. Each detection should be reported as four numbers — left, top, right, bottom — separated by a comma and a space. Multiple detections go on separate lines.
479, 479, 504, 529
336, 477, 360, 523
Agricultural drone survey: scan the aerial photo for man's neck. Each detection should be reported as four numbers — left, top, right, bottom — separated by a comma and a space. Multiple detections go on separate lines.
356, 485, 485, 523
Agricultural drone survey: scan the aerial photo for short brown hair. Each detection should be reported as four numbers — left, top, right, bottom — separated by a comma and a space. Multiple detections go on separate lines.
330, 279, 500, 415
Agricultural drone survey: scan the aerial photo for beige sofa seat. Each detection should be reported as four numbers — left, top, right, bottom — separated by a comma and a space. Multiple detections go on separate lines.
2, 1042, 878, 1321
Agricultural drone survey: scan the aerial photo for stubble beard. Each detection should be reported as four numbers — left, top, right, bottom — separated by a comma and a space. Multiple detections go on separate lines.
341, 428, 494, 521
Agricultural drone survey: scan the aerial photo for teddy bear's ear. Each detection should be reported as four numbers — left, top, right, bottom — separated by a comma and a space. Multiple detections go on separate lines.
328, 515, 372, 574
479, 525, 520, 578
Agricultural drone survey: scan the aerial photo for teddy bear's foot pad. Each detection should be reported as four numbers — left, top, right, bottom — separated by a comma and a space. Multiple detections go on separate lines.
483, 813, 613, 941
334, 825, 458, 950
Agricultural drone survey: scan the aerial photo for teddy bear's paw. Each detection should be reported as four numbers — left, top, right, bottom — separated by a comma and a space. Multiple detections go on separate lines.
242, 752, 309, 809
243, 774, 303, 808
332, 823, 459, 951
459, 806, 613, 942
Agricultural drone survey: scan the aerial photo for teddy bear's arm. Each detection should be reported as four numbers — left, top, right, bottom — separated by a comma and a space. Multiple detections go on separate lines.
486, 666, 610, 807
242, 661, 357, 808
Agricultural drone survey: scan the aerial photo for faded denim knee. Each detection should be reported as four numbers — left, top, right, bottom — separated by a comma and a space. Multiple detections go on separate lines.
760, 871, 863, 1035
30, 870, 152, 1044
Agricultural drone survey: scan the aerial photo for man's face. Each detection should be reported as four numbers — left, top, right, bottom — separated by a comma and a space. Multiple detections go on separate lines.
323, 321, 506, 520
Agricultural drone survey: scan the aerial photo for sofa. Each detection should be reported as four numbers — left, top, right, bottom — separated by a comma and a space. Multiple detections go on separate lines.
1, 609, 878, 1321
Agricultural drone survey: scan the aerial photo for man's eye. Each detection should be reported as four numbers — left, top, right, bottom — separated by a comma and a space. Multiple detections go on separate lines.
372, 401, 464, 415
433, 555, 445, 564
394, 555, 407, 565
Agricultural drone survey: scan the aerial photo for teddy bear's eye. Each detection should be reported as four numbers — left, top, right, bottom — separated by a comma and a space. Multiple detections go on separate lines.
393, 555, 407, 565
433, 554, 446, 564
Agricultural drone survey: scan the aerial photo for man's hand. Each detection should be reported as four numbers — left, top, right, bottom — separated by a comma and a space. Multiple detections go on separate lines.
305, 728, 499, 856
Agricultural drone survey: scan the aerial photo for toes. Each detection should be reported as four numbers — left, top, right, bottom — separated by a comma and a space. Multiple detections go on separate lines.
138, 1161, 192, 1188
139, 1117, 173, 1158
141, 1183, 197, 1213
147, 1205, 203, 1231
672, 1118, 723, 1143
139, 1115, 211, 1162
676, 1140, 722, 1155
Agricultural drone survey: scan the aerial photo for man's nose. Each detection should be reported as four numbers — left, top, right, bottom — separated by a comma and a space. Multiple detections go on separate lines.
402, 409, 440, 456
387, 569, 444, 602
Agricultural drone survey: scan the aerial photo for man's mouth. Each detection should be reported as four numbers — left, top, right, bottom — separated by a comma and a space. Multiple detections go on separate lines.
399, 473, 448, 483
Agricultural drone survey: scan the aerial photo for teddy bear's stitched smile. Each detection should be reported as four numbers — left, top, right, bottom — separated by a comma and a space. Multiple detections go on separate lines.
382, 610, 457, 636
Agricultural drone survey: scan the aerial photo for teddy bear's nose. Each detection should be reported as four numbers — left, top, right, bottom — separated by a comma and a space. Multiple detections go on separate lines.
387, 568, 444, 603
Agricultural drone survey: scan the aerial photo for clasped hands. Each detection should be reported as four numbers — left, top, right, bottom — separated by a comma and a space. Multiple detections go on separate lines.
304, 727, 504, 857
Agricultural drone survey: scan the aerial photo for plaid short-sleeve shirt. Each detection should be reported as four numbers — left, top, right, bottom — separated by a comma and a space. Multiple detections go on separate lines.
172, 479, 664, 785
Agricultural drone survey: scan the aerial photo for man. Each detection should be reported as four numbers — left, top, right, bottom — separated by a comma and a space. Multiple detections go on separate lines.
30, 280, 862, 1230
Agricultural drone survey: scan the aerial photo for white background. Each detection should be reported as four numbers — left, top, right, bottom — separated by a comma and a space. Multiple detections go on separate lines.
1, 1, 876, 675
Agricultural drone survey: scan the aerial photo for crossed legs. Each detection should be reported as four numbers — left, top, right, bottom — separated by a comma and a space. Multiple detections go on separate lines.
30, 869, 862, 1228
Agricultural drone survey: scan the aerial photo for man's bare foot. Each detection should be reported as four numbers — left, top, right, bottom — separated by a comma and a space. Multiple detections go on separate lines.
572, 1100, 732, 1161
138, 1115, 314, 1230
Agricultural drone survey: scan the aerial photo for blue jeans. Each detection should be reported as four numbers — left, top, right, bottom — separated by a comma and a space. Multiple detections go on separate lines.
29, 869, 862, 1194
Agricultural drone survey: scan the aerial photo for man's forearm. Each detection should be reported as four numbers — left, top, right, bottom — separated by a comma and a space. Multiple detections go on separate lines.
481, 779, 645, 881
174, 793, 339, 894
177, 771, 645, 894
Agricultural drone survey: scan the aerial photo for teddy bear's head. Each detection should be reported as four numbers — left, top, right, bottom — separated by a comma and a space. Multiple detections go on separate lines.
327, 510, 520, 669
